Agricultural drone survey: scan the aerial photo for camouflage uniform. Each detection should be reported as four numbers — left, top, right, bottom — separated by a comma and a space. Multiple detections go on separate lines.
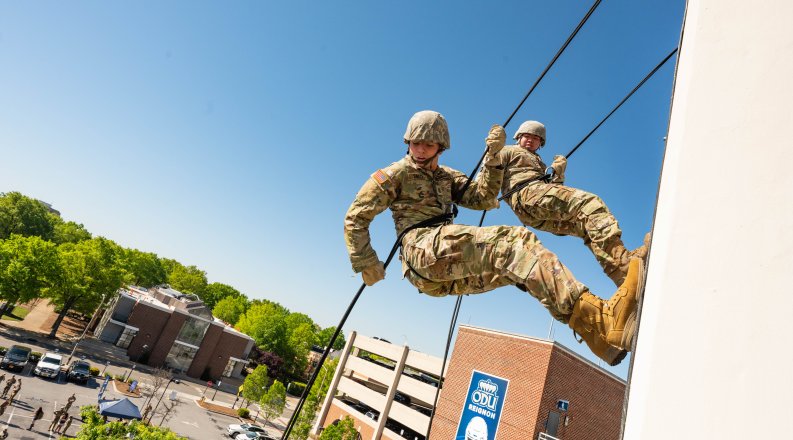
344, 111, 641, 367
344, 154, 587, 321
499, 145, 631, 285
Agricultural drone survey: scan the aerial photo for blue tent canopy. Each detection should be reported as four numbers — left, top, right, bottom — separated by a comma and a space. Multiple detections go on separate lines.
98, 398, 142, 420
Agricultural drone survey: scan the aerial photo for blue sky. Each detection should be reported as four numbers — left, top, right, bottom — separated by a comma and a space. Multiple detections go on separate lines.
0, 1, 685, 378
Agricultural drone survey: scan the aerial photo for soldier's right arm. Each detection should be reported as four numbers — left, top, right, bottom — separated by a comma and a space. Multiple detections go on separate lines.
344, 166, 400, 273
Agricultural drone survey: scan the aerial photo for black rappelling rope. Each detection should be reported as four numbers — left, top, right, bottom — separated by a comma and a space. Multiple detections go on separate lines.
497, 47, 678, 205
430, 46, 677, 438
280, 2, 604, 438
456, 0, 604, 200
426, 0, 605, 436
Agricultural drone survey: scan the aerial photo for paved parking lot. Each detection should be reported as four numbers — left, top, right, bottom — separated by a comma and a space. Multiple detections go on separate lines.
0, 330, 294, 439
0, 361, 248, 439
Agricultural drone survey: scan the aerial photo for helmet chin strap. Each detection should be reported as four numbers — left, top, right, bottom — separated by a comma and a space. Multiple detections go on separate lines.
407, 148, 442, 167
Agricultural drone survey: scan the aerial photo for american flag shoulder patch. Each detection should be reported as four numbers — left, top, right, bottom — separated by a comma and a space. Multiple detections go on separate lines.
371, 169, 390, 185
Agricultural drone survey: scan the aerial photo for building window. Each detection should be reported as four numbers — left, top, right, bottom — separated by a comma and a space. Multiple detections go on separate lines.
165, 342, 199, 373
116, 327, 138, 349
176, 316, 210, 347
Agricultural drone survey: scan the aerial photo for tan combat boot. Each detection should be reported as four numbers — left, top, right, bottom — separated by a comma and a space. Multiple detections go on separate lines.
568, 258, 643, 361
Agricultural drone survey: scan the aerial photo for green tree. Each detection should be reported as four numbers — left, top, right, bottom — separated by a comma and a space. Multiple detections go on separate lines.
260, 380, 286, 427
212, 295, 249, 325
281, 313, 319, 377
291, 358, 339, 440
314, 358, 338, 401
75, 405, 185, 439
286, 321, 315, 378
202, 282, 241, 310
163, 259, 207, 297
319, 416, 359, 440
242, 365, 270, 403
47, 237, 125, 337
0, 234, 58, 314
291, 393, 320, 440
0, 192, 55, 240
237, 304, 324, 380
236, 301, 290, 354
50, 216, 92, 244
316, 326, 347, 350
120, 248, 167, 288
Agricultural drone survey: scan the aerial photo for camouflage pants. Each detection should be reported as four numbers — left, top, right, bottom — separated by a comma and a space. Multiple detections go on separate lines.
400, 224, 588, 321
510, 182, 628, 285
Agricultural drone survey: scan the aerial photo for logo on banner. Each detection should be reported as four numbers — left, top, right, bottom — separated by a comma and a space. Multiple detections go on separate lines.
455, 371, 509, 440
472, 379, 500, 414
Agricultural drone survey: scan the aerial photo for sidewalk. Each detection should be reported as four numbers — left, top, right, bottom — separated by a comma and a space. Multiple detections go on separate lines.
195, 393, 300, 437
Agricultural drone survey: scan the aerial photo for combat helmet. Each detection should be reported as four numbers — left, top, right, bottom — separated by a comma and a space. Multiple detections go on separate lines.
513, 120, 546, 146
403, 110, 451, 150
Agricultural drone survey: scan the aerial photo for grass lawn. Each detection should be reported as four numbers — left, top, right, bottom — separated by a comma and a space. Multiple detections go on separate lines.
0, 305, 30, 321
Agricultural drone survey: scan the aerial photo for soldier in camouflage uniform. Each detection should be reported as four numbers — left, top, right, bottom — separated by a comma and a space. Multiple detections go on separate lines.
344, 110, 643, 366
499, 121, 648, 286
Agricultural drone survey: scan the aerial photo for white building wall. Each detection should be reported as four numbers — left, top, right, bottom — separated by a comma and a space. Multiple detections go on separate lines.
624, 1, 793, 438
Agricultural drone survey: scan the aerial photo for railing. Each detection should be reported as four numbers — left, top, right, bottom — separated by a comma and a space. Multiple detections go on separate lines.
538, 432, 560, 440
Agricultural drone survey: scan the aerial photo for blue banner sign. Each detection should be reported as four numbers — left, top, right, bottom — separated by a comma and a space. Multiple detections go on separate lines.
455, 370, 509, 440
98, 375, 110, 401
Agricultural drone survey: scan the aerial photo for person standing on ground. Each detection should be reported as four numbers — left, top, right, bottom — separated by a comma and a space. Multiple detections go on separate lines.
498, 120, 648, 285
1, 377, 15, 399
28, 406, 44, 430
6, 388, 18, 404
62, 415, 73, 436
344, 110, 644, 365
48, 408, 63, 431
54, 412, 67, 434
63, 394, 76, 413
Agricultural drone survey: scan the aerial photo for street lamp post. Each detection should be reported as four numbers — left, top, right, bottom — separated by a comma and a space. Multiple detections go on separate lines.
101, 361, 111, 376
123, 365, 135, 382
211, 381, 222, 401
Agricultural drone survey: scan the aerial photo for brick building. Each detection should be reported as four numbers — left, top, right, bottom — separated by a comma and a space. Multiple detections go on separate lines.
94, 286, 254, 380
314, 325, 625, 440
431, 325, 625, 440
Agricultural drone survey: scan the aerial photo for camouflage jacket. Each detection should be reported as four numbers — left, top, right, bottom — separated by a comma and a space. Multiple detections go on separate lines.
498, 145, 564, 205
344, 155, 503, 272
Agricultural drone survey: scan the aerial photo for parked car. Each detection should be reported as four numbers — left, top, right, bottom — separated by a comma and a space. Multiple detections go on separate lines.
0, 345, 32, 371
33, 352, 63, 379
66, 360, 91, 384
236, 432, 276, 440
227, 423, 268, 438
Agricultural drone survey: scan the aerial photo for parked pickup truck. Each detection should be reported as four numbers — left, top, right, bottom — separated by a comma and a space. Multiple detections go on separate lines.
33, 352, 63, 379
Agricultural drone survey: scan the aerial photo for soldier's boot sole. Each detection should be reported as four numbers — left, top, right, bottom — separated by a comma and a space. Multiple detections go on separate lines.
605, 258, 643, 350
573, 326, 628, 366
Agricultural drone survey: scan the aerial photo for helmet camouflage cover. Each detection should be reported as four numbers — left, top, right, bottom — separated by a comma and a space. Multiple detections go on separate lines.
403, 110, 451, 150
513, 120, 546, 146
